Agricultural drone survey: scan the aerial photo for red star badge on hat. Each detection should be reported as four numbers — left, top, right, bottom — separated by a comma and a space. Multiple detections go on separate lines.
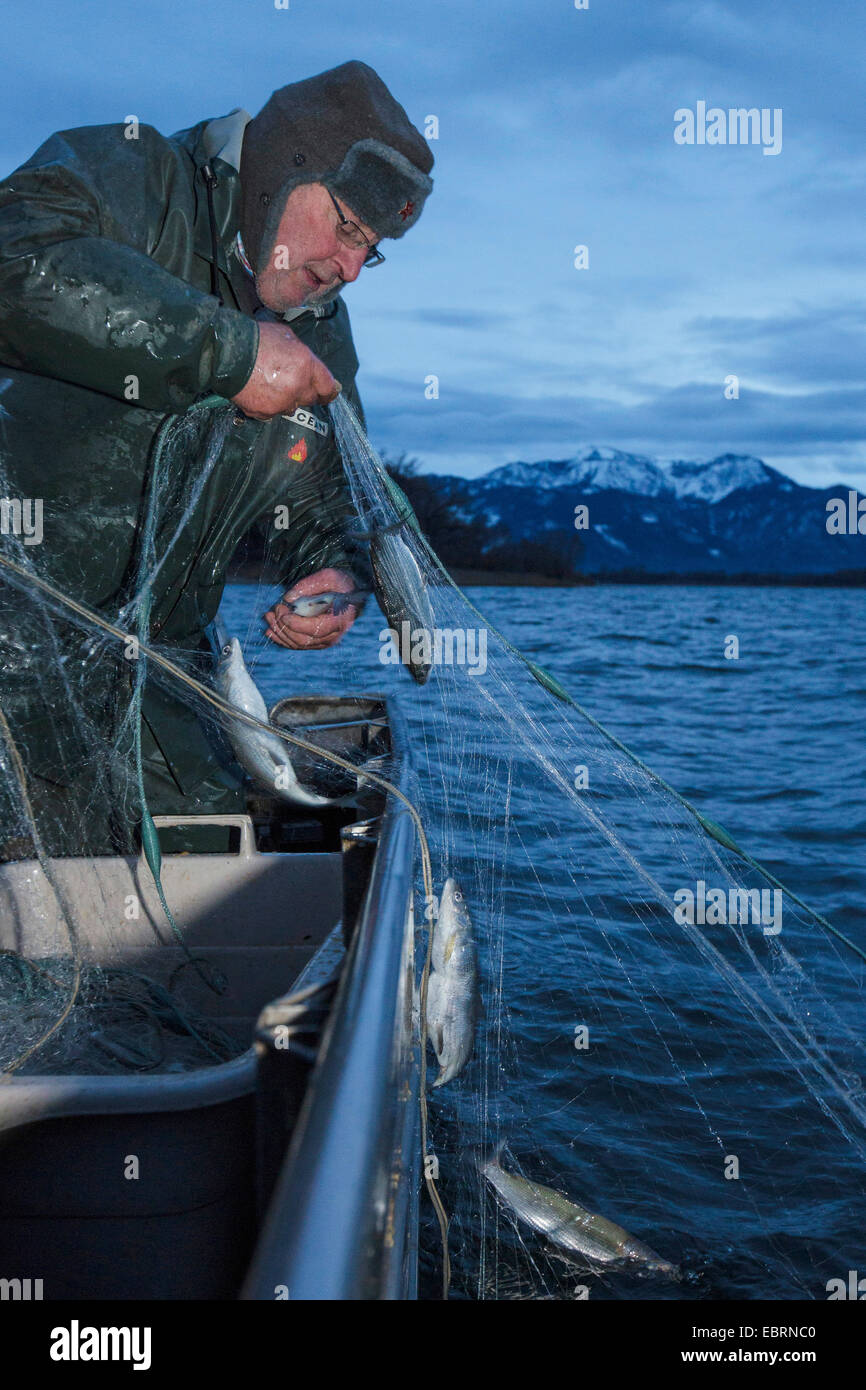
288, 438, 308, 463
398, 199, 415, 221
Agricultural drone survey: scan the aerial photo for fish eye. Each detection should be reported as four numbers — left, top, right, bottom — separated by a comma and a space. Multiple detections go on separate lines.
221, 642, 231, 655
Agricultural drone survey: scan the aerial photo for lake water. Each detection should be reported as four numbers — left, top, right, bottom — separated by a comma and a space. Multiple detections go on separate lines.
220, 581, 866, 1301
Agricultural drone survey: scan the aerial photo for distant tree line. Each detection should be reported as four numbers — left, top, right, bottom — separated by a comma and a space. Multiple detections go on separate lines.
227, 452, 863, 588
595, 567, 866, 587
228, 450, 582, 582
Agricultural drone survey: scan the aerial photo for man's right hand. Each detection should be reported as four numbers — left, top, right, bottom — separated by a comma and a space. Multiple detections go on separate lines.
231, 321, 341, 421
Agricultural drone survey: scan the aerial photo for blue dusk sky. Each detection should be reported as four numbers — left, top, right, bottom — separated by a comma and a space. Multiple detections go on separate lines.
2, 0, 863, 487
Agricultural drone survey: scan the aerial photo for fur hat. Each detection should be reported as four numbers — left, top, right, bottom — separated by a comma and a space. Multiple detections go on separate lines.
239, 61, 434, 272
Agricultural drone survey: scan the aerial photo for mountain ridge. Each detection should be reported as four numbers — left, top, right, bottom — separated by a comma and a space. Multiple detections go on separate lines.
417, 449, 864, 575
457, 448, 797, 502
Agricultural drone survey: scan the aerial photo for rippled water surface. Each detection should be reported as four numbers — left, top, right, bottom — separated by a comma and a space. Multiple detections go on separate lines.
221, 582, 866, 1300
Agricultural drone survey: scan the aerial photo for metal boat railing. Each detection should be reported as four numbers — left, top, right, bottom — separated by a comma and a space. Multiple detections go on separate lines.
242, 720, 420, 1301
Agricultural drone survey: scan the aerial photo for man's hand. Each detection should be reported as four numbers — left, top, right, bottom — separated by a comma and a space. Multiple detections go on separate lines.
232, 321, 341, 421
264, 568, 361, 649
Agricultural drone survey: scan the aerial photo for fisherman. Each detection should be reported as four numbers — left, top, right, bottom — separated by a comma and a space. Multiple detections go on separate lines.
0, 61, 433, 856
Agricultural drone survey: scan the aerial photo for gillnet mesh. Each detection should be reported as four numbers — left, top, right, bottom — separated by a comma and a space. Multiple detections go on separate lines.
0, 388, 862, 1300
330, 395, 866, 1301
0, 398, 360, 1075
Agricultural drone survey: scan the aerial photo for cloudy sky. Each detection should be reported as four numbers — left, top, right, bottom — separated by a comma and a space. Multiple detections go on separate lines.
2, 0, 863, 486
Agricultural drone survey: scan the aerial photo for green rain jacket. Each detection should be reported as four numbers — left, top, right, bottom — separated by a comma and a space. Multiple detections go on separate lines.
0, 108, 366, 852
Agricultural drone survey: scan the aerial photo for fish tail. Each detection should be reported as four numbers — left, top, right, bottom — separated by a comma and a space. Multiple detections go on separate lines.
477, 1137, 508, 1171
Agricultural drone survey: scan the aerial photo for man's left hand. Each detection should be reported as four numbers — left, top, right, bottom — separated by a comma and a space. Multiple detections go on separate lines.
263, 568, 361, 649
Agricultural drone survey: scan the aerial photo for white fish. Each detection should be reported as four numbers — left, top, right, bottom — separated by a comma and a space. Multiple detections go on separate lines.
426, 878, 480, 1086
215, 637, 337, 808
481, 1146, 680, 1278
369, 530, 435, 684
284, 589, 368, 618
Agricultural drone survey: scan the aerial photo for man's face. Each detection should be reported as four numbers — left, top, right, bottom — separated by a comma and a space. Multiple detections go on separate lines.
254, 182, 379, 312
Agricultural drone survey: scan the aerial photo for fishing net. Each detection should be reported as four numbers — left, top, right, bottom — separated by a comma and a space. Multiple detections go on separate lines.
0, 954, 240, 1075
0, 398, 366, 1075
326, 397, 866, 1301
0, 385, 862, 1301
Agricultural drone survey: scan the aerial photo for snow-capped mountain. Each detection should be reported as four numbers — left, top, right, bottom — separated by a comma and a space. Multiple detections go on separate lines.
483, 447, 671, 498
483, 448, 781, 503
663, 454, 780, 503
428, 449, 863, 575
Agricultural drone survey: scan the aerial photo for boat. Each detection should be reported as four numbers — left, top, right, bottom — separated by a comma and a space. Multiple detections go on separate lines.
0, 693, 421, 1300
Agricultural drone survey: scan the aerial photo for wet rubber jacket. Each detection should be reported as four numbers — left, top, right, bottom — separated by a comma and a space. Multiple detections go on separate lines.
0, 110, 365, 849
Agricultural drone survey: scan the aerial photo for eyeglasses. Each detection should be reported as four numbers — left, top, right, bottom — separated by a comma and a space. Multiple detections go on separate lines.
325, 188, 386, 268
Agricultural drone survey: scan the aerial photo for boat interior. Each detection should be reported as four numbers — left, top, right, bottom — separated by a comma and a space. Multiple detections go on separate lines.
0, 695, 420, 1300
